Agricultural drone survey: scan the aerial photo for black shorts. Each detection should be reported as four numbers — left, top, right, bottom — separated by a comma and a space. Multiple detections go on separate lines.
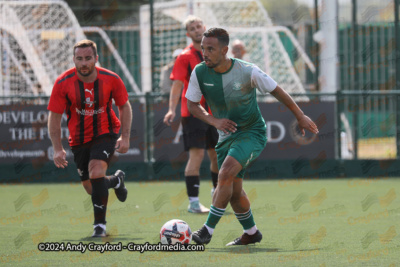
181, 116, 219, 151
71, 134, 117, 181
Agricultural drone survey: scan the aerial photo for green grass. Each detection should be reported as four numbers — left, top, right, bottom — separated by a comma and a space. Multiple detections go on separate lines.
1, 178, 399, 266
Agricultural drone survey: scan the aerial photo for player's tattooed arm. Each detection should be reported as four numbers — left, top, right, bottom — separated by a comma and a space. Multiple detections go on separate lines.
270, 85, 319, 136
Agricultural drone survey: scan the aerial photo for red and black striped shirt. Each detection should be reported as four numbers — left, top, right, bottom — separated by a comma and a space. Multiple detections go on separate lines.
48, 66, 128, 146
170, 43, 209, 117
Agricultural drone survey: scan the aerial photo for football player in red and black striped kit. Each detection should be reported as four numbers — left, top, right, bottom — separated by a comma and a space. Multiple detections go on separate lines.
163, 16, 219, 213
47, 40, 132, 237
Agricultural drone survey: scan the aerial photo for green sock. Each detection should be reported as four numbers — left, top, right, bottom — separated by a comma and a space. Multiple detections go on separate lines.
235, 209, 255, 230
205, 205, 225, 229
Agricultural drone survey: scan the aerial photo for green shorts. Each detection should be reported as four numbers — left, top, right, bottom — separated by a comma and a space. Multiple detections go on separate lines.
215, 131, 267, 178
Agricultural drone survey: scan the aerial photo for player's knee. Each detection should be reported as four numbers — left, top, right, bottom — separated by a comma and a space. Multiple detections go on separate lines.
88, 162, 106, 178
218, 169, 234, 186
89, 172, 105, 179
89, 168, 105, 179
189, 148, 204, 161
219, 165, 236, 178
207, 149, 217, 160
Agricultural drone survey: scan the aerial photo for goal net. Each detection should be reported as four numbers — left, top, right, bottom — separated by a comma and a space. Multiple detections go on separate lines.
140, 0, 315, 99
0, 1, 141, 97
0, 0, 86, 96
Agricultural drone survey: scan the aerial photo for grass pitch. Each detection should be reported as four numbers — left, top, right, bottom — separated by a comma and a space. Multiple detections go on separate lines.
1, 178, 399, 266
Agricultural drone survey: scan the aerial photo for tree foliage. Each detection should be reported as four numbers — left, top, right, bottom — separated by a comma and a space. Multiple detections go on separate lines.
260, 0, 312, 25
66, 0, 148, 26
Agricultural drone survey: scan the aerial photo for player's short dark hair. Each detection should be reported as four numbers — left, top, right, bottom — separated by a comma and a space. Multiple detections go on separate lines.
203, 28, 229, 47
73, 39, 97, 56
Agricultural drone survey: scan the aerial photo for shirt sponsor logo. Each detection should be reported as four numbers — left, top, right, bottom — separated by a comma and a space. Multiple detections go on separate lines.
204, 83, 214, 86
75, 107, 105, 116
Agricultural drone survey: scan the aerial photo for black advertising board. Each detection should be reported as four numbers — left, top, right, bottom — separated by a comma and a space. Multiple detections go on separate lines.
258, 101, 335, 160
0, 99, 334, 180
0, 101, 144, 166
151, 101, 188, 178
151, 100, 335, 167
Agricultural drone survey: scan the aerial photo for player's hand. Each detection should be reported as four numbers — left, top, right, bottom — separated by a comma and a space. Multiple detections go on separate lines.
53, 149, 68, 168
297, 115, 319, 136
212, 118, 237, 135
163, 110, 176, 126
115, 137, 129, 154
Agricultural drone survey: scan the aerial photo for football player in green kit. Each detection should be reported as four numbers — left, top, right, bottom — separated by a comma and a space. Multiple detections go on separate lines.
186, 28, 319, 246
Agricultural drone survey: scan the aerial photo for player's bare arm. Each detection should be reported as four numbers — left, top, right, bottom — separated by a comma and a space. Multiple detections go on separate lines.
270, 85, 319, 135
163, 80, 184, 126
116, 101, 132, 153
48, 111, 68, 168
187, 99, 237, 134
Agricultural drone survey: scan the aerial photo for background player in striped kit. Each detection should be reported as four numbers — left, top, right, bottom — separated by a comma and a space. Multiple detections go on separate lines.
163, 16, 219, 213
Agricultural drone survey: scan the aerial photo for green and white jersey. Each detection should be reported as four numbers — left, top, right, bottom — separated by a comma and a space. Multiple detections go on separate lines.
186, 58, 277, 142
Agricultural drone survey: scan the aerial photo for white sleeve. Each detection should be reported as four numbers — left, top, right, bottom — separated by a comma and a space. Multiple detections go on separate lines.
251, 66, 278, 94
185, 70, 203, 102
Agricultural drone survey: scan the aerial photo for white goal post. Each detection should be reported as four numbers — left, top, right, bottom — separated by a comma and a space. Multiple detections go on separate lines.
0, 0, 85, 96
0, 0, 140, 96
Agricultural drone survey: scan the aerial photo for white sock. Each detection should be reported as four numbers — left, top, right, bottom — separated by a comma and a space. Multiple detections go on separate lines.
204, 224, 214, 235
189, 197, 199, 202
244, 225, 257, 235
94, 223, 106, 231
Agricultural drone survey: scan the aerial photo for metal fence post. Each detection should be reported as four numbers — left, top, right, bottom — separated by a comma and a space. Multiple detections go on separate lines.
395, 0, 400, 159
150, 0, 155, 92
145, 92, 154, 179
397, 94, 400, 159
351, 0, 358, 91
314, 0, 320, 91
336, 90, 342, 159
395, 0, 400, 90
352, 94, 358, 160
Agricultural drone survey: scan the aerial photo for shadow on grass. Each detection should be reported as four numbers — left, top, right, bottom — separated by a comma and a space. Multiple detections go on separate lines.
63, 234, 143, 242
208, 247, 321, 254
279, 248, 322, 253
207, 246, 281, 253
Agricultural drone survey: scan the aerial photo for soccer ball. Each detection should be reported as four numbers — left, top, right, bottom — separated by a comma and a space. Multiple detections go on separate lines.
160, 219, 192, 245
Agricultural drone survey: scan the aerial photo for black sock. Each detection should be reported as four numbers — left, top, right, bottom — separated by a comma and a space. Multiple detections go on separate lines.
211, 171, 218, 188
105, 175, 119, 189
90, 177, 108, 225
185, 176, 199, 197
